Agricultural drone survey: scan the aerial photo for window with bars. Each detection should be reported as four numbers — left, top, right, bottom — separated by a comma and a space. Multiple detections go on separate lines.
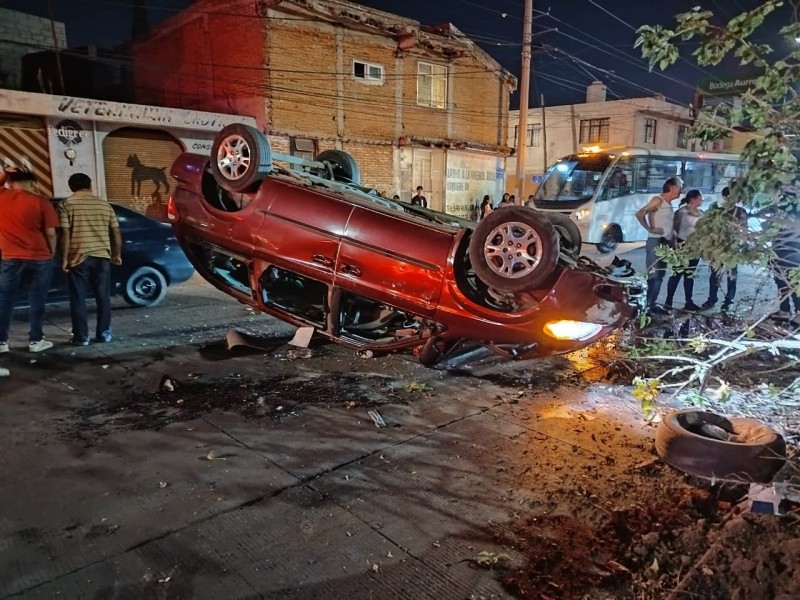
579, 118, 609, 144
644, 118, 657, 144
513, 124, 542, 147
677, 125, 690, 149
417, 62, 448, 109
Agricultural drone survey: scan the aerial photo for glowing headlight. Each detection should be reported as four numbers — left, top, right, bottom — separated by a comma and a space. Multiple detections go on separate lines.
543, 320, 603, 341
573, 208, 591, 221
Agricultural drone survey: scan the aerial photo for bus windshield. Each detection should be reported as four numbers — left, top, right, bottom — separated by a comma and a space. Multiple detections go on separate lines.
534, 154, 614, 202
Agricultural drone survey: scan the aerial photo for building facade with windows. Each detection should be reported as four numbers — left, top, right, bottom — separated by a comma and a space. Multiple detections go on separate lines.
507, 81, 731, 197
132, 0, 516, 217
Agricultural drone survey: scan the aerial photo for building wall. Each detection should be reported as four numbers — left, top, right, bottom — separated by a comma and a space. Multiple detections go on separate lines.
133, 0, 514, 209
0, 8, 66, 90
507, 97, 696, 197
133, 3, 268, 128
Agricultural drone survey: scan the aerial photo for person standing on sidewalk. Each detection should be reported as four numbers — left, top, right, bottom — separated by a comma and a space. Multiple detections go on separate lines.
58, 173, 122, 345
410, 186, 428, 208
635, 176, 683, 314
702, 186, 747, 313
664, 189, 704, 312
0, 167, 59, 353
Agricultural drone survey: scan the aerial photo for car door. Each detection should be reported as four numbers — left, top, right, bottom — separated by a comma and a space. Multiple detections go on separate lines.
256, 179, 352, 284
335, 206, 451, 317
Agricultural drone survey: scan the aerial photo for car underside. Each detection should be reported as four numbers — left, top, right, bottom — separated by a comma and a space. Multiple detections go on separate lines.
169, 124, 644, 366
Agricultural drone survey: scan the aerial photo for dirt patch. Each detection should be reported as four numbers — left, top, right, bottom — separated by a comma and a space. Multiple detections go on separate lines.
457, 374, 800, 600
68, 371, 409, 438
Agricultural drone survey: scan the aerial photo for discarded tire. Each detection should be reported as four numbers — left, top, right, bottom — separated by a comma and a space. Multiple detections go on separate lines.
655, 409, 786, 483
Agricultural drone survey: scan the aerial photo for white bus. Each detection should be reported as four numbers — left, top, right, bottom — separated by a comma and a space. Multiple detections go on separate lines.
531, 146, 744, 252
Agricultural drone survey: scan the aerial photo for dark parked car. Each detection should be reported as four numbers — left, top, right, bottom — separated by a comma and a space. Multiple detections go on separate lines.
9, 203, 195, 308
169, 124, 641, 365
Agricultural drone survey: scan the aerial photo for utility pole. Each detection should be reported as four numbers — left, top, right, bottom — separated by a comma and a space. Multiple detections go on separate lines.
540, 93, 547, 175
514, 0, 533, 204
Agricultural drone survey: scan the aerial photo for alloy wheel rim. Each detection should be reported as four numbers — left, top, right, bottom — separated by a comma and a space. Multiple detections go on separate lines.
217, 135, 251, 181
483, 221, 543, 278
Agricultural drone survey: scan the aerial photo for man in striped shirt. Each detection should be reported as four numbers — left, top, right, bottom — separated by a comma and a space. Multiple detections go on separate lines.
58, 173, 122, 345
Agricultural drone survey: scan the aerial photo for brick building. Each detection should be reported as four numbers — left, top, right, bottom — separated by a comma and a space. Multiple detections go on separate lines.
132, 0, 516, 218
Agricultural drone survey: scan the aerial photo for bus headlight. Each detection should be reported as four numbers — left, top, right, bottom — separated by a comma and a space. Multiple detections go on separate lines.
573, 208, 591, 221
543, 320, 602, 341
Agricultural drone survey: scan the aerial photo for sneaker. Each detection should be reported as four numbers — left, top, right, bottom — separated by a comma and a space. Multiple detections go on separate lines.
70, 337, 90, 347
684, 301, 702, 312
701, 300, 716, 309
649, 305, 669, 315
0, 342, 8, 354
95, 332, 112, 343
770, 310, 793, 322
29, 339, 54, 353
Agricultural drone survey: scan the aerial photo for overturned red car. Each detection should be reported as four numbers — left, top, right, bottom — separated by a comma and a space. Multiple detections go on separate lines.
169, 124, 642, 365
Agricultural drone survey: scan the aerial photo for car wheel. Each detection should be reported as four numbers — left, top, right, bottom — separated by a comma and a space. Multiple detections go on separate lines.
655, 409, 786, 483
210, 124, 272, 193
316, 150, 361, 185
122, 266, 168, 307
468, 206, 559, 292
597, 224, 621, 254
542, 211, 582, 253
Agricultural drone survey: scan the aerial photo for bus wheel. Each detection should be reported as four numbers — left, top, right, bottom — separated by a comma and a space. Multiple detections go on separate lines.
597, 225, 621, 254
468, 207, 559, 292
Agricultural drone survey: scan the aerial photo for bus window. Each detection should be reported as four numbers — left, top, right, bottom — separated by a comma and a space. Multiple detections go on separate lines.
647, 158, 682, 192
533, 153, 613, 202
598, 157, 633, 202
684, 160, 715, 191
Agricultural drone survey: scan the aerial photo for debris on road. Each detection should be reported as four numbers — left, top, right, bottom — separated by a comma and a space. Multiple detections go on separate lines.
404, 381, 426, 393
473, 551, 511, 569
0, 366, 9, 377
205, 450, 227, 461
288, 326, 315, 348
368, 410, 386, 428
285, 348, 313, 360
357, 349, 374, 359
159, 375, 176, 392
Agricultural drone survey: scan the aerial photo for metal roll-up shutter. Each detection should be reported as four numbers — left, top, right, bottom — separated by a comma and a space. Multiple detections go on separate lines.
102, 127, 183, 221
0, 114, 53, 197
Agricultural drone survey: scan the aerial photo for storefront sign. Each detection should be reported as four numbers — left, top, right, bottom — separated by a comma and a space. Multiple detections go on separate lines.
445, 152, 503, 219
49, 119, 91, 146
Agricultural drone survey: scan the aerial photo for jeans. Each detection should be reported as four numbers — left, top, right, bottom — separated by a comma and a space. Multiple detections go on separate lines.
665, 257, 700, 306
708, 266, 738, 308
771, 245, 800, 313
66, 257, 111, 342
0, 259, 54, 342
645, 237, 670, 308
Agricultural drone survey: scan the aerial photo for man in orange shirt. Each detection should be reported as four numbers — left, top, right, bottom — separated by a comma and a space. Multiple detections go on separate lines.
0, 168, 59, 353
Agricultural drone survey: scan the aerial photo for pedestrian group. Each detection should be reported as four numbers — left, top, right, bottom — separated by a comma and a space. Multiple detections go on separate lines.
0, 166, 122, 369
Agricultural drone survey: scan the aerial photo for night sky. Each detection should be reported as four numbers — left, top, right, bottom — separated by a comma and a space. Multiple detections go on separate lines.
1, 0, 789, 108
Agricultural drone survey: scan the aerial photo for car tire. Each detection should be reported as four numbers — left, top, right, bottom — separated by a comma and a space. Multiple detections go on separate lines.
468, 206, 559, 292
655, 409, 786, 483
597, 224, 621, 254
122, 266, 168, 307
210, 124, 272, 193
542, 211, 582, 253
316, 150, 361, 185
